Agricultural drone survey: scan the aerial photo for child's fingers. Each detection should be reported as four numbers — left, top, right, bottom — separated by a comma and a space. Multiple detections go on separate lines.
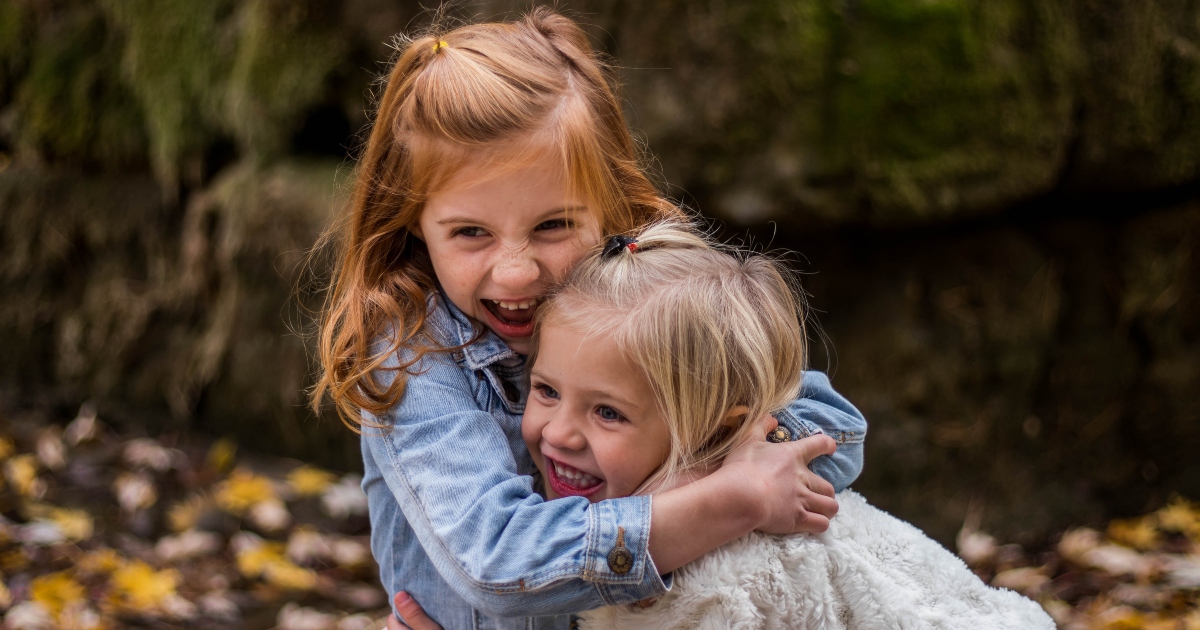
807, 474, 836, 500
793, 434, 837, 464
804, 490, 839, 520
394, 592, 443, 630
755, 413, 780, 435
795, 511, 832, 534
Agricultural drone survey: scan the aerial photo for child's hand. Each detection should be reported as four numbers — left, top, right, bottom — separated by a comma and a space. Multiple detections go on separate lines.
386, 591, 443, 630
720, 414, 840, 535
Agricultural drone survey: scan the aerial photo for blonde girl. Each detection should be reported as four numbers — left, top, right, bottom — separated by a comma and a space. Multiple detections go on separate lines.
314, 9, 866, 629
522, 222, 1053, 629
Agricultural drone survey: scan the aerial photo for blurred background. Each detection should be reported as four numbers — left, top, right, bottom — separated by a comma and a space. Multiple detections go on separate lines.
1, 0, 1197, 552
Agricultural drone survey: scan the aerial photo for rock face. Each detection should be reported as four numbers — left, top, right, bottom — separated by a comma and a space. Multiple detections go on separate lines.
1, 0, 1198, 541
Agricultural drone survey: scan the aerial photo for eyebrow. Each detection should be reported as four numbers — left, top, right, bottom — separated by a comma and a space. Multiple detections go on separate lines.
435, 205, 588, 225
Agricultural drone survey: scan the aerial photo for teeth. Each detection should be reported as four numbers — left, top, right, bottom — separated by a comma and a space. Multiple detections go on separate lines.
552, 461, 600, 487
492, 299, 538, 311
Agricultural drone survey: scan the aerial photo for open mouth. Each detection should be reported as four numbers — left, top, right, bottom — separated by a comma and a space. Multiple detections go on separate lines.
544, 456, 604, 498
480, 298, 539, 338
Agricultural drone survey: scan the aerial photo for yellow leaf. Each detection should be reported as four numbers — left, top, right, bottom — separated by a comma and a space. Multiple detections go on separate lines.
111, 560, 178, 613
77, 548, 125, 576
29, 571, 85, 619
0, 435, 14, 460
166, 494, 210, 532
4, 454, 40, 498
50, 508, 94, 543
215, 469, 275, 515
287, 466, 336, 497
1107, 517, 1160, 551
1156, 496, 1200, 536
236, 541, 287, 579
207, 438, 237, 473
263, 560, 318, 591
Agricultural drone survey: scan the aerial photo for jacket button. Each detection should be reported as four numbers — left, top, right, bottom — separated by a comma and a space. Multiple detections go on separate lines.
767, 426, 792, 443
607, 527, 633, 574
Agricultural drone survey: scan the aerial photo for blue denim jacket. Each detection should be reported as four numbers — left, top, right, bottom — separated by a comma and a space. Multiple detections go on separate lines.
361, 294, 867, 629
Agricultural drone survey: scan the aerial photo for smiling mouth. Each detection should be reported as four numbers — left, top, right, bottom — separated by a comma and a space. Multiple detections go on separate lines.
480, 298, 539, 338
544, 456, 604, 498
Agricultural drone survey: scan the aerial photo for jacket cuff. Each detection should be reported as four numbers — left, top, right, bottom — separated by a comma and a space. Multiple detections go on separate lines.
585, 495, 670, 604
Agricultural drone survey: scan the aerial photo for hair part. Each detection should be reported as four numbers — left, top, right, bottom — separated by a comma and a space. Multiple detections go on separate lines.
531, 221, 808, 492
312, 8, 683, 429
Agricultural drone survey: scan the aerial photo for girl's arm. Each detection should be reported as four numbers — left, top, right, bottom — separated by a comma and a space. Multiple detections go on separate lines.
775, 370, 868, 492
364, 349, 836, 618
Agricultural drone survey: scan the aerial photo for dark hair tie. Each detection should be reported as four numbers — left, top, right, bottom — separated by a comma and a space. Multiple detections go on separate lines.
602, 235, 639, 258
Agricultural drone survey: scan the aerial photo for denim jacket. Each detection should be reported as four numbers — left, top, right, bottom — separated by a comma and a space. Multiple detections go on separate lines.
361, 293, 867, 629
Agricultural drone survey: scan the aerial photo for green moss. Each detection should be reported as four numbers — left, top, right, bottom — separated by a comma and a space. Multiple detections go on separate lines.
14, 5, 145, 165
818, 0, 1078, 219
225, 0, 346, 159
101, 0, 237, 190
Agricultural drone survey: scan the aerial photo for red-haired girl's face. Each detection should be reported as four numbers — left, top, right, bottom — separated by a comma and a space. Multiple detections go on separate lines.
414, 148, 602, 354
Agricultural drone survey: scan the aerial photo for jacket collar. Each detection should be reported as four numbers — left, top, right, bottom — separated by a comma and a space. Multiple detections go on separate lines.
435, 290, 523, 370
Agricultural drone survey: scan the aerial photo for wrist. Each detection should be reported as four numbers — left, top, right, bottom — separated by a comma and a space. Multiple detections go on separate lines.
699, 466, 763, 534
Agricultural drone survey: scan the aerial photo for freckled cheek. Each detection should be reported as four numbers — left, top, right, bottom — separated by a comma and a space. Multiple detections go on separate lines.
545, 244, 594, 281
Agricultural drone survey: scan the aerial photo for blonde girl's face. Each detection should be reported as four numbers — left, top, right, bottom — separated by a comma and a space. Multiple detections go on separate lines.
521, 319, 672, 502
415, 146, 603, 354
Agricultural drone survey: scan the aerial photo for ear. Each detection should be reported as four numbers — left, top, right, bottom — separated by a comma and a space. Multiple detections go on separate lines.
720, 405, 751, 430
410, 223, 426, 242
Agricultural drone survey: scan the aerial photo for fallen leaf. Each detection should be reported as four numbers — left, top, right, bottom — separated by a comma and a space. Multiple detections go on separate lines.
1157, 497, 1200, 537
289, 466, 337, 498
166, 494, 211, 532
248, 498, 292, 533
3, 601, 54, 630
957, 528, 997, 567
321, 475, 367, 519
991, 566, 1049, 595
29, 571, 85, 619
77, 548, 124, 576
287, 527, 333, 565
49, 508, 93, 542
122, 439, 174, 472
5, 454, 43, 498
216, 469, 276, 515
197, 590, 240, 621
1058, 528, 1102, 566
263, 560, 319, 591
1107, 517, 1160, 551
277, 602, 338, 630
63, 404, 99, 446
113, 471, 157, 512
111, 560, 179, 613
35, 428, 66, 471
207, 438, 237, 474
1081, 544, 1158, 579
155, 530, 222, 563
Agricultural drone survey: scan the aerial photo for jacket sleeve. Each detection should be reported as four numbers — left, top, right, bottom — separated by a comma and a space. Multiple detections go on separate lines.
774, 370, 868, 492
361, 348, 668, 618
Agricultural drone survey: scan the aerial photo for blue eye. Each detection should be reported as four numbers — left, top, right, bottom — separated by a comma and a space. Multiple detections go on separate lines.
596, 406, 624, 422
536, 384, 559, 400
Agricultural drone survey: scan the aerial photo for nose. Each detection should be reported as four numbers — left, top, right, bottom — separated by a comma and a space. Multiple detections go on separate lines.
542, 410, 587, 452
492, 242, 540, 289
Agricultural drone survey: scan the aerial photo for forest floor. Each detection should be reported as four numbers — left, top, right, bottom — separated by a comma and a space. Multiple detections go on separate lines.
0, 405, 1197, 630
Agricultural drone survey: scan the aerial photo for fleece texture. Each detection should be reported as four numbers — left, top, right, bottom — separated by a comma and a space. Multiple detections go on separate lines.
579, 491, 1053, 630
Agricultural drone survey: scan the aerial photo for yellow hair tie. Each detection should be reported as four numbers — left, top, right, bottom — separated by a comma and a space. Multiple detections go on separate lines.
432, 40, 448, 53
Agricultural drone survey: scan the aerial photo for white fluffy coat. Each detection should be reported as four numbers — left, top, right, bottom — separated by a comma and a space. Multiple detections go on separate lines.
580, 491, 1053, 630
